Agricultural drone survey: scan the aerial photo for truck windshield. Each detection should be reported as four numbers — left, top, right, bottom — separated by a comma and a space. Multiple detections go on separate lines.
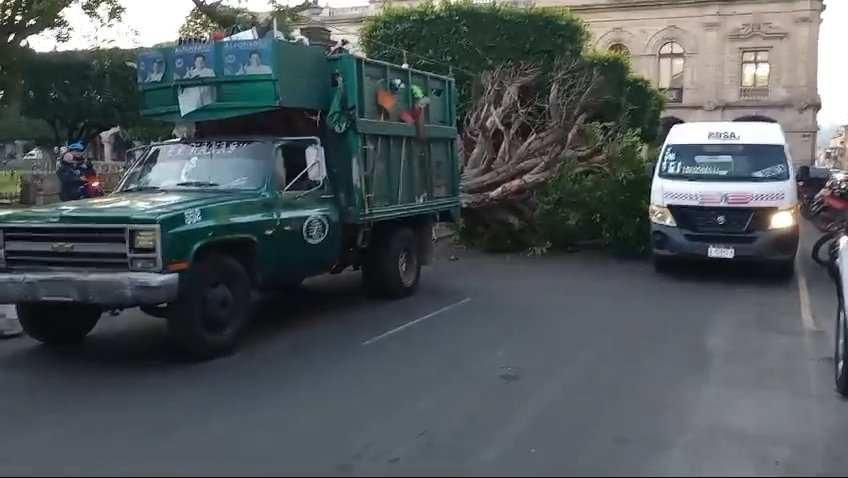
658, 144, 790, 182
120, 141, 272, 191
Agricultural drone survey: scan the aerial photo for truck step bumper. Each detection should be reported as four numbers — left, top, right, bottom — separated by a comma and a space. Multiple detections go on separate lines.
0, 272, 179, 308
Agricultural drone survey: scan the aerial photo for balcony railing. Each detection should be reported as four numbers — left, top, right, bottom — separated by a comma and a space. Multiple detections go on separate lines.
661, 88, 683, 104
740, 87, 770, 101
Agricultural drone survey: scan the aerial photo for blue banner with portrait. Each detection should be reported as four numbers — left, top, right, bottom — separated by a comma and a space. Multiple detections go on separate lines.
222, 39, 274, 77
174, 43, 217, 81
137, 50, 167, 84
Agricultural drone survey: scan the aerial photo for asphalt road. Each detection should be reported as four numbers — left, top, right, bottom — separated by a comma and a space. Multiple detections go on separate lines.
2, 221, 848, 476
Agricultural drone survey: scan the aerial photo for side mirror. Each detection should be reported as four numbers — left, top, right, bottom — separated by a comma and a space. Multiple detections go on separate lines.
797, 165, 810, 181
645, 161, 656, 177
305, 145, 327, 182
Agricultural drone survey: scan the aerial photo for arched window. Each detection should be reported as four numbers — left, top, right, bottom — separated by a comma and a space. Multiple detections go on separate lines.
658, 42, 685, 90
609, 43, 630, 57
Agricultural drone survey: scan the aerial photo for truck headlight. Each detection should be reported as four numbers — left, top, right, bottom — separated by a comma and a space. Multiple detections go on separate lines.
131, 230, 157, 251
649, 204, 677, 227
770, 209, 796, 229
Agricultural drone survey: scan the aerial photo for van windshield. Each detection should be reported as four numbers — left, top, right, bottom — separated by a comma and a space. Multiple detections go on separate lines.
658, 144, 790, 182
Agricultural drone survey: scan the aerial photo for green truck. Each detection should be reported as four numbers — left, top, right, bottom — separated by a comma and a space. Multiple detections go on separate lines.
0, 39, 459, 357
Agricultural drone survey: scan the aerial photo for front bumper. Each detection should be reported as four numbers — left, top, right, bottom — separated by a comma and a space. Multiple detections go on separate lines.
651, 224, 799, 261
0, 271, 179, 308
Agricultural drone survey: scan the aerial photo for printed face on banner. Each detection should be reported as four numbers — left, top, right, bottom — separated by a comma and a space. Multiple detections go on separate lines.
223, 39, 273, 77
174, 43, 216, 80
137, 51, 167, 84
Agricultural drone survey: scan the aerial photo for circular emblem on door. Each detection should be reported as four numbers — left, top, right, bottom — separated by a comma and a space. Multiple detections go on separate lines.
715, 215, 727, 225
302, 215, 329, 245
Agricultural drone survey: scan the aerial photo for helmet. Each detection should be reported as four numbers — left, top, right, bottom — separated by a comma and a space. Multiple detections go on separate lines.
68, 142, 85, 152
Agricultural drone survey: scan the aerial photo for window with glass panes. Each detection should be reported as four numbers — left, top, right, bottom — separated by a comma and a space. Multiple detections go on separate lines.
741, 50, 770, 88
658, 42, 685, 89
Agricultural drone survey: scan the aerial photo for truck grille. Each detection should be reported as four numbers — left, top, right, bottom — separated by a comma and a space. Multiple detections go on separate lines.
2, 226, 130, 271
669, 206, 775, 234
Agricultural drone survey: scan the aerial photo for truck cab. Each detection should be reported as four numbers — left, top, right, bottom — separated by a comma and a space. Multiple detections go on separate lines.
0, 39, 459, 358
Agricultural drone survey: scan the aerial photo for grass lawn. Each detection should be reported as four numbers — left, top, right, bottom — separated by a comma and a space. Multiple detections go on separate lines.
0, 171, 21, 196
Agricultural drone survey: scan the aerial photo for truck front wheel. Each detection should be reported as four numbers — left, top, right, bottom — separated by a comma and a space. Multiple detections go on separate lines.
168, 253, 251, 359
17, 303, 101, 345
363, 227, 421, 299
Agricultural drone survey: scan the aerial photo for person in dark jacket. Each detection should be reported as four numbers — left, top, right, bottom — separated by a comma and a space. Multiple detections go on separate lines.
57, 142, 95, 201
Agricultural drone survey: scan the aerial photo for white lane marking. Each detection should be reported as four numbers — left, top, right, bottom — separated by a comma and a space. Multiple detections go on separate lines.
362, 298, 472, 346
797, 265, 822, 332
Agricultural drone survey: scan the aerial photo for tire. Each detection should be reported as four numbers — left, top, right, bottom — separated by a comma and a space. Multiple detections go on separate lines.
653, 255, 674, 273
17, 303, 101, 346
836, 299, 848, 397
167, 253, 252, 359
362, 227, 421, 299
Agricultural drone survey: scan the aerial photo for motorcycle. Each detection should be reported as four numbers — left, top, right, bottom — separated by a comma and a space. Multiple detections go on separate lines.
80, 170, 104, 199
807, 172, 848, 231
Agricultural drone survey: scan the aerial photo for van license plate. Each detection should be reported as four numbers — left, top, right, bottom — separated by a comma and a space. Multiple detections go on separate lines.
708, 246, 735, 259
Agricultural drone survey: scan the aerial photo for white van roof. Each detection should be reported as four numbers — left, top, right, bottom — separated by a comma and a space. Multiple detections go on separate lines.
666, 122, 786, 145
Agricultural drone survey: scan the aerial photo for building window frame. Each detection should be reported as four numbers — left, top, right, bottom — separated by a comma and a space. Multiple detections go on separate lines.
658, 41, 685, 103
739, 47, 772, 100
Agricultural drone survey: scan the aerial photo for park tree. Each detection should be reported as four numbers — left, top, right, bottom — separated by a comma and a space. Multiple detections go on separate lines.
179, 0, 314, 39
20, 48, 140, 144
0, 0, 125, 113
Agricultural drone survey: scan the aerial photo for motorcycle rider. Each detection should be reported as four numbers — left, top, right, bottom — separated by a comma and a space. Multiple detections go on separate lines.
57, 142, 96, 201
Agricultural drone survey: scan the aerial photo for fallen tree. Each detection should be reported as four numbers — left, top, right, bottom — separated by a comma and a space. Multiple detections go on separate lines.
459, 60, 628, 230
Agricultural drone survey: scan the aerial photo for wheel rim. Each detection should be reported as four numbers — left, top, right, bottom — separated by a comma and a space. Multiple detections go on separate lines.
838, 306, 846, 380
398, 248, 418, 288
203, 282, 235, 333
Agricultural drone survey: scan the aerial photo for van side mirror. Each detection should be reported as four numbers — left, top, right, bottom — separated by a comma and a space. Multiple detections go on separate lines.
797, 165, 810, 181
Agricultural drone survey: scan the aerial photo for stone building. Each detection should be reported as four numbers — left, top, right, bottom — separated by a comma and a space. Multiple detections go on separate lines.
299, 0, 825, 166
823, 125, 848, 169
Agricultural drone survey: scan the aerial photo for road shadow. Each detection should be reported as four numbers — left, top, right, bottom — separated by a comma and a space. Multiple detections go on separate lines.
0, 271, 378, 371
655, 259, 796, 287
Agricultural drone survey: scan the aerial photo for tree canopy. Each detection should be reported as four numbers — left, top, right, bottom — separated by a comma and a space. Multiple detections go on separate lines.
179, 0, 312, 39
0, 0, 124, 48
20, 48, 140, 143
360, 1, 664, 142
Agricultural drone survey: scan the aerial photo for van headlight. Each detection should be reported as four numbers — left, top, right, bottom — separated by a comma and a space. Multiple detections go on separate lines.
649, 204, 677, 227
769, 209, 796, 229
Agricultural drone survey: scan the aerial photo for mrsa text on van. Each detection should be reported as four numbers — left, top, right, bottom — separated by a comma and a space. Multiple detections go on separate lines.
708, 131, 742, 141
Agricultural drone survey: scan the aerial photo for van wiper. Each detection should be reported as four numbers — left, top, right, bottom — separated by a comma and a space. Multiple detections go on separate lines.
175, 181, 220, 187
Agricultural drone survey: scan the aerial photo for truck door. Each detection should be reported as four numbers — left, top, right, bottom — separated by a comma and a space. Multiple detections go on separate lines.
268, 140, 341, 282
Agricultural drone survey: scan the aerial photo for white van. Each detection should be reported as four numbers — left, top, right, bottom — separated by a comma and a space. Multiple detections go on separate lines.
649, 122, 799, 274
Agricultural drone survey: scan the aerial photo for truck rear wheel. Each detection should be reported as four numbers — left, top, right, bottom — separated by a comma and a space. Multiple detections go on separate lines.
17, 303, 101, 345
363, 227, 421, 299
168, 253, 251, 359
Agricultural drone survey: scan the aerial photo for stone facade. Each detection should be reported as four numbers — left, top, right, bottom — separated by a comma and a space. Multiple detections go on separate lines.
298, 0, 824, 166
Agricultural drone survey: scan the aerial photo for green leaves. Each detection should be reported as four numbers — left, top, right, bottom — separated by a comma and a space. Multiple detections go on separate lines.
537, 131, 652, 256
20, 48, 141, 143
0, 0, 124, 47
361, 1, 588, 118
